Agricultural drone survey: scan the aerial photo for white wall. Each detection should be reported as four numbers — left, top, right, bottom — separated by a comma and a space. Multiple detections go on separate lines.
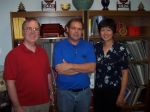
0, 0, 150, 66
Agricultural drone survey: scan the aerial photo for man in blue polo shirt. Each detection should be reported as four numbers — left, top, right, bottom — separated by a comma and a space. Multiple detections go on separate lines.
53, 18, 96, 112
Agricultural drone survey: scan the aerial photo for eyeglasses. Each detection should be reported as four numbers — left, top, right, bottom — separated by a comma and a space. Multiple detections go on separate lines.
24, 27, 40, 32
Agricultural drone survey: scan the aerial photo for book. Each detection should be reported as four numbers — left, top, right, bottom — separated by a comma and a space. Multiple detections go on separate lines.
132, 86, 145, 105
124, 87, 131, 102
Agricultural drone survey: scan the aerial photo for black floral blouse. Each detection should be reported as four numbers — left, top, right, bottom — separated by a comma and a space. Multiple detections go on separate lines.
95, 41, 128, 89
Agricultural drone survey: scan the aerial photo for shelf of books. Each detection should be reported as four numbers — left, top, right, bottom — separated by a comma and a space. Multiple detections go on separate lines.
10, 11, 85, 48
87, 10, 150, 111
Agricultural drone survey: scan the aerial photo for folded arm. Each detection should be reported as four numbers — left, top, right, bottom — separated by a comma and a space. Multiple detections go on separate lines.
55, 60, 96, 75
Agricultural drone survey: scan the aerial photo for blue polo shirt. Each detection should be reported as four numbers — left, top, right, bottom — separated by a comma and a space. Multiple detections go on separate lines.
53, 38, 96, 90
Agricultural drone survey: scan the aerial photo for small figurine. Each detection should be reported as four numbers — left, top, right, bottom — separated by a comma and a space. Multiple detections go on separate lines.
41, 0, 56, 11
138, 2, 145, 11
61, 3, 70, 11
18, 2, 26, 12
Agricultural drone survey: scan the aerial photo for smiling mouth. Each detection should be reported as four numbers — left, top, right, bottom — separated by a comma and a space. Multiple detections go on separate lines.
102, 36, 109, 38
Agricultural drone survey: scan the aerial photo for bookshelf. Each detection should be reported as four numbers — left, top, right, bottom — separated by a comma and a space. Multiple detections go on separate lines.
86, 10, 150, 111
10, 10, 150, 111
10, 11, 85, 48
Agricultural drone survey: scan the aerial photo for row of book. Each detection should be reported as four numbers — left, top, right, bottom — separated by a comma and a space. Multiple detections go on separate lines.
125, 52, 149, 106
125, 40, 149, 105
37, 38, 64, 66
88, 17, 100, 36
37, 39, 55, 66
125, 40, 149, 61
128, 64, 149, 86
124, 85, 146, 106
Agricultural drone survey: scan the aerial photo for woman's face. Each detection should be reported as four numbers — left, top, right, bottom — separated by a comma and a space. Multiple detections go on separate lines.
100, 26, 114, 42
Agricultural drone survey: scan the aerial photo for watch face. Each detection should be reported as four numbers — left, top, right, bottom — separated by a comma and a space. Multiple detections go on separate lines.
0, 76, 6, 92
119, 0, 128, 4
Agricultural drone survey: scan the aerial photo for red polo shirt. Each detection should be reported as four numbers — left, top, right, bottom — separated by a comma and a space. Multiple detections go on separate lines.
4, 44, 51, 106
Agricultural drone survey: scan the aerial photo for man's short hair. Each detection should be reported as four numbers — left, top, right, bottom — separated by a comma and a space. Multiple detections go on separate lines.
66, 18, 84, 29
22, 18, 40, 30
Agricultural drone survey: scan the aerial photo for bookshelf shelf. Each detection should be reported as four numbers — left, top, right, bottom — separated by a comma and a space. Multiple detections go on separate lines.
11, 11, 84, 17
121, 103, 145, 111
87, 10, 150, 17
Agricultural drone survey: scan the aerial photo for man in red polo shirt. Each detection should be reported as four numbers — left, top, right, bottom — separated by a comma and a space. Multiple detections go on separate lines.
3, 18, 54, 112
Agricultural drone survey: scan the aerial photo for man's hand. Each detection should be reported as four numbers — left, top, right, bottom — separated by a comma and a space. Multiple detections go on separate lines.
14, 106, 25, 112
55, 59, 72, 73
50, 92, 55, 104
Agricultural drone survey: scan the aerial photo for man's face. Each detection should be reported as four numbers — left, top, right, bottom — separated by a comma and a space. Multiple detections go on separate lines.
23, 20, 40, 44
67, 21, 83, 41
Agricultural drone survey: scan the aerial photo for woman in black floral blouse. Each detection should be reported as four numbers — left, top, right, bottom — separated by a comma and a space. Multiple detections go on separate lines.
94, 18, 129, 112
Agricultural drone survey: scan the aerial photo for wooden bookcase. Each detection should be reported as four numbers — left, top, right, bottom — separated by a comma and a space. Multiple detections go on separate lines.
10, 10, 150, 112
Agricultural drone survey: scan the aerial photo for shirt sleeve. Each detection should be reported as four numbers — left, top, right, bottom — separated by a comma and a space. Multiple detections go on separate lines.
53, 42, 63, 67
3, 52, 17, 80
120, 45, 129, 70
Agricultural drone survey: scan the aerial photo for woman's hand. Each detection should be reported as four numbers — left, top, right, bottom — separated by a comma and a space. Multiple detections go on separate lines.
116, 94, 125, 107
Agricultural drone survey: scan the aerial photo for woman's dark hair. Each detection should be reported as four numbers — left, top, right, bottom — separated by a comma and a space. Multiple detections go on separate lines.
98, 18, 116, 33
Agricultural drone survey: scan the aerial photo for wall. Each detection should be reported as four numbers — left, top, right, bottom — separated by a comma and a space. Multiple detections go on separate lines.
0, 0, 150, 66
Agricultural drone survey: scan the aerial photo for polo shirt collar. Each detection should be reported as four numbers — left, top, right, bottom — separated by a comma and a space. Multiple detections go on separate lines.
20, 43, 39, 54
66, 38, 83, 47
